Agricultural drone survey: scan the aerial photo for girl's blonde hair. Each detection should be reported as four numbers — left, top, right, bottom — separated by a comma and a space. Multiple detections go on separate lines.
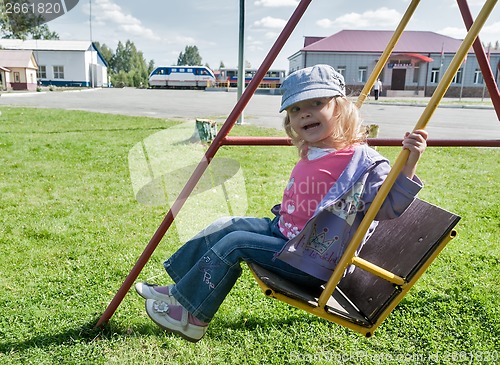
283, 97, 366, 157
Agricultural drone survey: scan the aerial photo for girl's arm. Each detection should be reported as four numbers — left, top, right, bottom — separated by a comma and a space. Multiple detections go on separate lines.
401, 129, 428, 179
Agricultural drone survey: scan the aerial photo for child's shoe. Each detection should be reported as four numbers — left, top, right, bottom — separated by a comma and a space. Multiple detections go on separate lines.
145, 299, 208, 342
135, 282, 179, 305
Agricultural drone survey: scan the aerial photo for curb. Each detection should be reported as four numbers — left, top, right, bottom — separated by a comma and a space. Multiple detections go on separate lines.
364, 101, 494, 110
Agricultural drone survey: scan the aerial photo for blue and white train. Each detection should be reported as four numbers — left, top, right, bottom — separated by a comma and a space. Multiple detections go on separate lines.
148, 66, 216, 89
216, 68, 286, 88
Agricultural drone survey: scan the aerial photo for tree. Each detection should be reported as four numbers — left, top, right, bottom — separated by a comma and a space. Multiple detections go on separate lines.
148, 60, 155, 74
108, 40, 153, 88
0, 1, 59, 40
219, 61, 225, 69
112, 41, 132, 73
94, 41, 114, 66
177, 45, 202, 66
30, 24, 59, 40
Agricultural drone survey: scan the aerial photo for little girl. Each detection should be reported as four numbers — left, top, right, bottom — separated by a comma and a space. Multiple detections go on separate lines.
136, 64, 428, 342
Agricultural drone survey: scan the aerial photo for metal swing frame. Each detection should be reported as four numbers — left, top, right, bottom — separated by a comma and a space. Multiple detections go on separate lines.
247, 198, 460, 337
96, 0, 499, 333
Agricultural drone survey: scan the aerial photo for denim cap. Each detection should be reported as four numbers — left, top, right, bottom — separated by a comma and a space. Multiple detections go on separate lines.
279, 64, 346, 112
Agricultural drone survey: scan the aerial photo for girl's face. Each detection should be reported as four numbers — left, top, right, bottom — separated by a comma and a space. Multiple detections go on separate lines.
286, 97, 336, 148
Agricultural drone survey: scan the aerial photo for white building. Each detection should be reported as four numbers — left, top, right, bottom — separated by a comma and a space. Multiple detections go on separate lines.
0, 39, 108, 87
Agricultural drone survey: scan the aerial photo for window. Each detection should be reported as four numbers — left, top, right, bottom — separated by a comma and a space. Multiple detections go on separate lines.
14, 72, 20, 83
452, 68, 463, 84
53, 66, 64, 79
430, 68, 440, 83
38, 65, 47, 79
336, 66, 346, 77
358, 67, 367, 83
474, 69, 483, 84
413, 66, 420, 83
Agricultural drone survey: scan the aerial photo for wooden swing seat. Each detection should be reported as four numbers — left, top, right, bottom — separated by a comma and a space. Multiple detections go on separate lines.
248, 198, 460, 337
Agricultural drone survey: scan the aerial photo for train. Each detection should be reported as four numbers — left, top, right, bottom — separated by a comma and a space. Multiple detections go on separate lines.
148, 66, 216, 89
148, 66, 287, 89
216, 68, 286, 88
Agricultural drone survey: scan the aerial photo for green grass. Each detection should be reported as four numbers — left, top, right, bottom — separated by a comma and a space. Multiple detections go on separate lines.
0, 107, 499, 364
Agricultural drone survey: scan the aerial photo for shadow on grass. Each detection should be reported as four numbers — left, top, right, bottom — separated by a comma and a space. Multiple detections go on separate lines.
213, 309, 326, 332
0, 318, 155, 353
0, 311, 327, 352
0, 126, 168, 135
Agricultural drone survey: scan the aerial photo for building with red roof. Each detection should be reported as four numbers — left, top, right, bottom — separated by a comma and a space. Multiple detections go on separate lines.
288, 30, 500, 98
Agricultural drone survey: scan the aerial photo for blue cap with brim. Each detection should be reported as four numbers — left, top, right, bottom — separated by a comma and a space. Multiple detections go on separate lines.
279, 64, 346, 112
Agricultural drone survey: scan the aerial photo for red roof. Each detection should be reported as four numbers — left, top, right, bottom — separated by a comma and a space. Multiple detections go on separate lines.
392, 53, 434, 62
303, 36, 325, 47
302, 30, 466, 54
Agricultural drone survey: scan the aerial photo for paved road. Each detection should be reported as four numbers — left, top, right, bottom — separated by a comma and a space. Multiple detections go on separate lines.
1, 88, 499, 139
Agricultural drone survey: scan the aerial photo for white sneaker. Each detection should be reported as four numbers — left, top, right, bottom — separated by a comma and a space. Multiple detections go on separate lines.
135, 283, 179, 305
145, 299, 208, 342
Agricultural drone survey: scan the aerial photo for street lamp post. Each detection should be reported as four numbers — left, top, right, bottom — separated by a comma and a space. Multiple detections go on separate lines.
237, 0, 245, 124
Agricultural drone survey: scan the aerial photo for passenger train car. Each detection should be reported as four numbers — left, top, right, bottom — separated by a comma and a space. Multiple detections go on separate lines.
148, 66, 216, 89
216, 68, 286, 88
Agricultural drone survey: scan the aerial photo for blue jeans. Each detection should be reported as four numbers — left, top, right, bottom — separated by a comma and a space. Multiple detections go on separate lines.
164, 215, 325, 323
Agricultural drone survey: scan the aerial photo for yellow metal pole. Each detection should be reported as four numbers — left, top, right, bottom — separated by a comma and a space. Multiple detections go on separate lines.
318, 0, 498, 309
369, 230, 457, 334
355, 0, 421, 109
351, 257, 405, 286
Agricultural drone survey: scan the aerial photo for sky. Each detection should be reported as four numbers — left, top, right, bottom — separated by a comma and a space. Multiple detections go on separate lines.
47, 0, 500, 71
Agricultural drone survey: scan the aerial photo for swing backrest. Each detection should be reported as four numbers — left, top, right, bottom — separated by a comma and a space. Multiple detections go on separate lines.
337, 198, 460, 322
248, 198, 460, 336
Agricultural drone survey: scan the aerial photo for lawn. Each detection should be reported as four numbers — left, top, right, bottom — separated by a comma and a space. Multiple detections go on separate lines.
0, 107, 498, 364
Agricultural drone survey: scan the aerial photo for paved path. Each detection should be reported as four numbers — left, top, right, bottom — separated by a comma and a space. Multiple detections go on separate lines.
1, 88, 499, 139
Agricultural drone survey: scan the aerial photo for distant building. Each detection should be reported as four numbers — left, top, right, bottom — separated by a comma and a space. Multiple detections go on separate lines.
288, 30, 500, 98
0, 49, 38, 91
0, 39, 108, 87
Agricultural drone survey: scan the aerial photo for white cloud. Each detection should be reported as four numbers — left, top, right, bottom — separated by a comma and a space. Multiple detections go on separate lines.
246, 36, 265, 53
461, 0, 485, 6
264, 31, 279, 39
254, 0, 299, 7
253, 16, 287, 29
317, 7, 402, 29
439, 21, 500, 44
164, 35, 197, 46
316, 18, 334, 28
482, 21, 500, 39
438, 26, 466, 40
91, 0, 161, 41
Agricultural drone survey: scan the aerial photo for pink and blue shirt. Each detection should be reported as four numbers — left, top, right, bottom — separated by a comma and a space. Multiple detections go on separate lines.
279, 146, 355, 239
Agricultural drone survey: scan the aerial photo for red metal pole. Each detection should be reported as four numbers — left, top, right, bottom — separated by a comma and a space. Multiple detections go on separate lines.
222, 136, 292, 146
368, 138, 500, 147
222, 136, 500, 147
95, 0, 313, 328
457, 0, 500, 121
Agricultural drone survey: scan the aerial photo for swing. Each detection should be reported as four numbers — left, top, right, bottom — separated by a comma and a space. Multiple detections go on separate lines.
246, 0, 494, 336
96, 0, 500, 335
247, 199, 460, 337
